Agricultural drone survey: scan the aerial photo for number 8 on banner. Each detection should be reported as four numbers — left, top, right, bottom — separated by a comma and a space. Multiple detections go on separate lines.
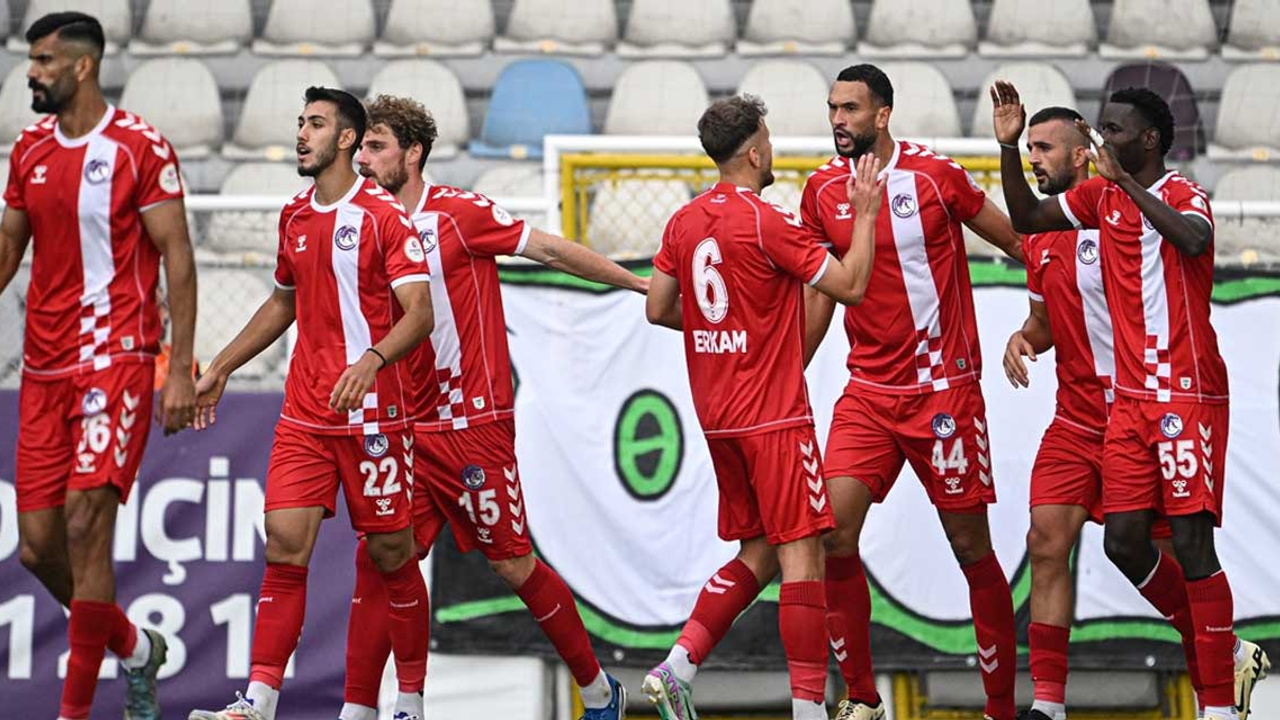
693, 238, 728, 324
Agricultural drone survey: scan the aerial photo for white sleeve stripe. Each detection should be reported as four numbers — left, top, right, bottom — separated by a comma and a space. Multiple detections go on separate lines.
808, 255, 831, 287
273, 280, 295, 290
1057, 193, 1082, 229
1028, 290, 1044, 302
513, 223, 532, 256
390, 274, 431, 289
1181, 210, 1213, 228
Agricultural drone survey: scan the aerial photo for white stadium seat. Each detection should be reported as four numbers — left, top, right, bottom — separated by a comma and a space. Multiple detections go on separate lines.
375, 0, 495, 57
118, 58, 223, 160
0, 63, 40, 156
970, 62, 1077, 139
759, 182, 803, 216
879, 62, 962, 139
980, 0, 1095, 57
736, 60, 830, 137
1212, 166, 1280, 264
1209, 64, 1280, 161
132, 0, 252, 55
10, 0, 130, 54
495, 0, 618, 56
617, 0, 736, 58
1216, 166, 1280, 201
1100, 0, 1217, 60
859, 0, 977, 58
367, 61, 469, 160
738, 0, 854, 57
604, 61, 709, 136
471, 163, 547, 228
0, 1, 11, 43
205, 163, 309, 257
254, 0, 376, 56
1223, 0, 1280, 61
587, 178, 691, 257
223, 60, 342, 161
196, 269, 286, 381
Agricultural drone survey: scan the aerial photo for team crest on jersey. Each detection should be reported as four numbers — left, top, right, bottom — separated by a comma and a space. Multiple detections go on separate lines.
404, 235, 426, 263
462, 464, 486, 490
334, 225, 359, 251
1160, 413, 1184, 439
891, 193, 917, 218
1141, 214, 1154, 232
83, 159, 111, 185
931, 413, 956, 439
81, 387, 108, 416
1077, 238, 1099, 265
364, 433, 389, 458
419, 227, 437, 253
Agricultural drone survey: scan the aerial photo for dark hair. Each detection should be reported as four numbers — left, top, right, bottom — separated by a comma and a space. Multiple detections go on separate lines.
698, 94, 768, 164
1108, 87, 1175, 156
303, 86, 367, 152
366, 94, 438, 171
835, 64, 894, 108
1028, 106, 1084, 127
26, 11, 105, 58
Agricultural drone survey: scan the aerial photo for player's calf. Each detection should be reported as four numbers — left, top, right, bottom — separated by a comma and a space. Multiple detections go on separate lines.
17, 508, 73, 605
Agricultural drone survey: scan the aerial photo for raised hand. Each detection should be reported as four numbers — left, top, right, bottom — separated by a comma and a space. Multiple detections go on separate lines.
990, 80, 1026, 147
1075, 118, 1129, 183
847, 152, 885, 218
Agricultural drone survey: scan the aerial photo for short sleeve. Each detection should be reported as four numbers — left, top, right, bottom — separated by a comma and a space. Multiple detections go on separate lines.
273, 210, 295, 290
3, 149, 24, 210
133, 133, 185, 212
1059, 176, 1106, 230
938, 161, 986, 223
379, 207, 431, 289
652, 212, 679, 276
1023, 235, 1044, 302
760, 202, 830, 287
459, 195, 530, 258
1170, 179, 1214, 232
799, 176, 832, 250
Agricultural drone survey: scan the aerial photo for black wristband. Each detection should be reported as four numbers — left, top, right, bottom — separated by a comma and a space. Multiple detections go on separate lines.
366, 347, 388, 369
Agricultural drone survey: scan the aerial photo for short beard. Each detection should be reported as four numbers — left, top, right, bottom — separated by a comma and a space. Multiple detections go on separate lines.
1037, 168, 1074, 196
760, 168, 775, 189
376, 163, 411, 195
297, 138, 338, 178
29, 81, 67, 114
836, 131, 877, 159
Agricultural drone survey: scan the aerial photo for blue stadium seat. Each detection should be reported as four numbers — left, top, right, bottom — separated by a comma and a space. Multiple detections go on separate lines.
468, 60, 592, 160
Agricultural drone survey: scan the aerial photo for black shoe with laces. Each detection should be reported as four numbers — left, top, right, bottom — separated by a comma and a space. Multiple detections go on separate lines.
1015, 710, 1054, 720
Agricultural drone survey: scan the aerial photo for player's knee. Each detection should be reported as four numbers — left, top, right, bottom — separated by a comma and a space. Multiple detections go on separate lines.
18, 536, 54, 575
1026, 522, 1070, 568
365, 536, 414, 574
822, 523, 861, 557
63, 501, 108, 552
1102, 523, 1149, 581
263, 530, 314, 566
489, 554, 535, 588
1169, 524, 1220, 580
944, 528, 990, 567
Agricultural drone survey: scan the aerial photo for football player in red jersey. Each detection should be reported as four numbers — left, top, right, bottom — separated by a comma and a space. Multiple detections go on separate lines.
337, 94, 643, 720
0, 12, 196, 720
994, 81, 1268, 720
188, 88, 433, 720
802, 65, 1023, 720
643, 94, 881, 720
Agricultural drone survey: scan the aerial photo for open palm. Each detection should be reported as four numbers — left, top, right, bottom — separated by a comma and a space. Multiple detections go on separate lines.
989, 80, 1026, 146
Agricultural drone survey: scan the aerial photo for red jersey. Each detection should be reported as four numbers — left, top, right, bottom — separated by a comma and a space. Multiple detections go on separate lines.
274, 177, 429, 435
4, 106, 185, 378
407, 185, 531, 433
653, 182, 830, 438
800, 142, 987, 394
1058, 172, 1226, 404
1023, 228, 1114, 432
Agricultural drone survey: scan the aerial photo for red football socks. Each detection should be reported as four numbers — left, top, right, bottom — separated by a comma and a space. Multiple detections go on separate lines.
1186, 572, 1236, 708
1028, 622, 1069, 704
103, 603, 138, 661
779, 581, 828, 703
676, 558, 761, 664
515, 559, 600, 687
824, 554, 878, 702
344, 540, 393, 708
60, 600, 117, 719
962, 552, 1016, 720
249, 563, 309, 689
1136, 551, 1204, 697
380, 557, 429, 693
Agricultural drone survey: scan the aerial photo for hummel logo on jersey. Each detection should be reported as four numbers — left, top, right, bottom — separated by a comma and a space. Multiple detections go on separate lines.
1105, 210, 1123, 227
710, 193, 727, 204
31, 165, 47, 184
1039, 248, 1051, 266
835, 202, 852, 220
295, 234, 308, 253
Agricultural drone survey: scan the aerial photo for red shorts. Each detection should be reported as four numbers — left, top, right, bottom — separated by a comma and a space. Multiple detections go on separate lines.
1103, 397, 1227, 525
264, 423, 413, 534
16, 363, 154, 512
411, 419, 532, 561
824, 383, 997, 511
704, 423, 835, 545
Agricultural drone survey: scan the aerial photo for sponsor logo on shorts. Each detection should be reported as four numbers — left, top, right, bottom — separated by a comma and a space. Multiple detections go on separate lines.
891, 193, 917, 218
462, 464, 486, 490
1077, 238, 1099, 265
364, 433, 389, 458
81, 387, 108, 416
931, 413, 956, 439
83, 159, 111, 185
375, 497, 394, 516
334, 224, 359, 251
1160, 413, 1184, 439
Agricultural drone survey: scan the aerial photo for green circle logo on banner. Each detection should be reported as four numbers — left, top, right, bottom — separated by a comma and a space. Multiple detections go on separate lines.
613, 388, 683, 501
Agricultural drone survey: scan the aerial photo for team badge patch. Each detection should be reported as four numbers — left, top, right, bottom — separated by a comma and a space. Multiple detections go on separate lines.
491, 204, 515, 227
159, 162, 181, 194
81, 387, 108, 416
462, 464, 486, 490
334, 225, 359, 250
1141, 214, 1154, 232
419, 227, 437, 253
1077, 238, 1099, 265
891, 193, 917, 218
1160, 413, 1184, 439
404, 235, 425, 263
83, 159, 111, 185
931, 413, 956, 439
364, 433, 389, 458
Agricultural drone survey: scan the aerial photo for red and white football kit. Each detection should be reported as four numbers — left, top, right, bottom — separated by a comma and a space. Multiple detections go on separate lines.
801, 142, 995, 510
654, 182, 834, 545
404, 185, 534, 561
6, 107, 183, 511
267, 177, 427, 533
1058, 172, 1227, 522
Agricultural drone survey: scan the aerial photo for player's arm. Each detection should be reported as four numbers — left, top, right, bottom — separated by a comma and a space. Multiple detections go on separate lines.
0, 206, 31, 295
520, 228, 648, 293
330, 280, 434, 413
811, 153, 881, 306
802, 284, 836, 369
963, 199, 1024, 263
193, 287, 297, 430
645, 269, 682, 330
990, 81, 1073, 234
143, 200, 198, 435
1004, 298, 1051, 388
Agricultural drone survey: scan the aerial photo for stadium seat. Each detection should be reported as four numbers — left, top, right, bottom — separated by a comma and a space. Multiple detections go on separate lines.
736, 60, 830, 137
10, 0, 131, 54
859, 0, 977, 58
196, 268, 285, 380
1100, 0, 1217, 60
1212, 166, 1280, 265
0, 63, 40, 156
617, 0, 736, 58
1210, 64, 1280, 161
587, 178, 691, 256
204, 163, 309, 257
604, 61, 709, 136
1216, 166, 1280, 201
759, 181, 803, 215
375, 0, 495, 57
0, 2, 11, 45
1101, 63, 1204, 161
1223, 0, 1280, 61
132, 0, 252, 55
737, 0, 855, 56
367, 61, 469, 160
979, 0, 1095, 57
879, 62, 963, 138
970, 62, 1076, 139
471, 163, 548, 228
118, 59, 223, 160
963, 185, 1010, 258
255, 0, 376, 56
469, 60, 591, 160
494, 0, 617, 56
223, 60, 342, 161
